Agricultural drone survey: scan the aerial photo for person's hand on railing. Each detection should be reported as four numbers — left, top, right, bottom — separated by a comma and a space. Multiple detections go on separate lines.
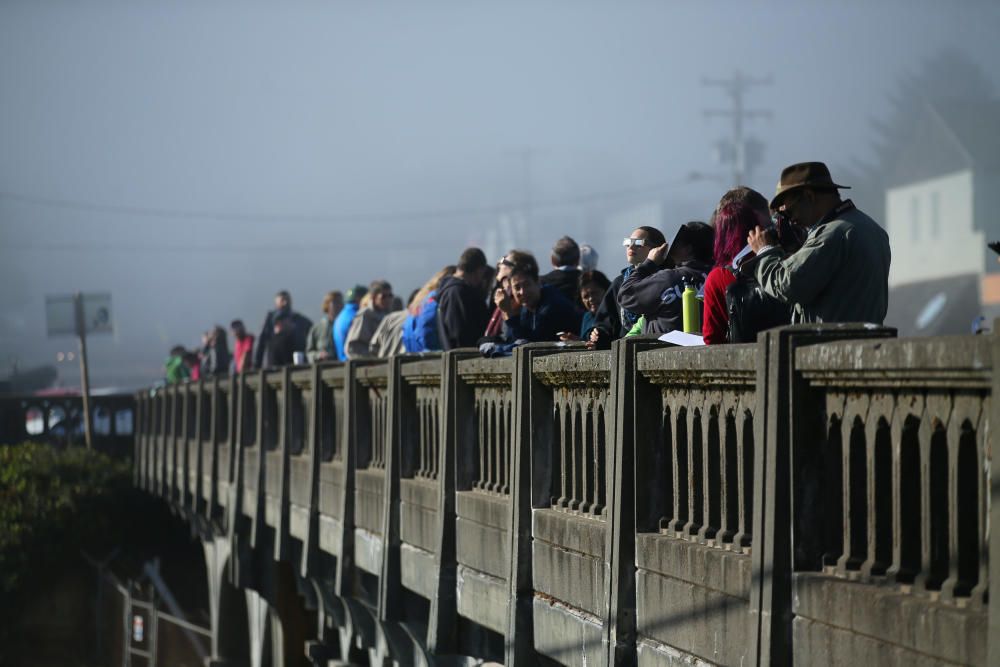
558, 331, 580, 342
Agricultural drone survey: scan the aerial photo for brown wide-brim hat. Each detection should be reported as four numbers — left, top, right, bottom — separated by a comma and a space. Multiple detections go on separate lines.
770, 161, 850, 209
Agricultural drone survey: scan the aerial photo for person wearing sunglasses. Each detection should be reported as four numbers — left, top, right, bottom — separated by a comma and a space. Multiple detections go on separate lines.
747, 161, 890, 325
618, 221, 715, 336
587, 226, 666, 349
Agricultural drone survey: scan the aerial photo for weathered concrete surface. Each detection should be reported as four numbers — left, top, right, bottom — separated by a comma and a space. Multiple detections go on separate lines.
400, 478, 438, 553
129, 327, 994, 667
635, 566, 750, 666
793, 573, 987, 666
289, 504, 309, 541
318, 514, 343, 556
354, 468, 385, 534
455, 492, 509, 580
635, 533, 751, 600
532, 595, 605, 667
400, 543, 436, 600
354, 527, 384, 576
317, 461, 345, 518
456, 565, 508, 635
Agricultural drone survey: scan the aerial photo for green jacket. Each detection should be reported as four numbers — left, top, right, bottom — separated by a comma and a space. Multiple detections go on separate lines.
305, 315, 335, 362
165, 354, 189, 384
755, 204, 890, 325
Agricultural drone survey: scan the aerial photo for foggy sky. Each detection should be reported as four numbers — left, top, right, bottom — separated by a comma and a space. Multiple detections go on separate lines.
2, 0, 999, 388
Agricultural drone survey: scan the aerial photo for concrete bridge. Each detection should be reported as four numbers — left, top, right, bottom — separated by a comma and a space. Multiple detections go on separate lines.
128, 324, 998, 666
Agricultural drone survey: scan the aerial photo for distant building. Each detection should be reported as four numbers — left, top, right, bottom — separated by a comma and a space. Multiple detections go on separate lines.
884, 99, 1000, 335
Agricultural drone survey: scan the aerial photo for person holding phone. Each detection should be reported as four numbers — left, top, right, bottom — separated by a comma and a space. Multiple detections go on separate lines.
496, 253, 581, 343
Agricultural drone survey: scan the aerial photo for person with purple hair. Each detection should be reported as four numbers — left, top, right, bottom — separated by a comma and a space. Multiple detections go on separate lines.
703, 202, 763, 344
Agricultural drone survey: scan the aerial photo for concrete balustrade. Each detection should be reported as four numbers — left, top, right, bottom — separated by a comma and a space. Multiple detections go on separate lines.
128, 324, 999, 667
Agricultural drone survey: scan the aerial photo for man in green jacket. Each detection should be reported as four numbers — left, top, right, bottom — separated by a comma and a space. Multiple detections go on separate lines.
305, 290, 344, 362
748, 162, 891, 325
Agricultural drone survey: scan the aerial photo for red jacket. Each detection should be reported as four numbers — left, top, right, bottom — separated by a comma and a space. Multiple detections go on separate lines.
702, 267, 736, 345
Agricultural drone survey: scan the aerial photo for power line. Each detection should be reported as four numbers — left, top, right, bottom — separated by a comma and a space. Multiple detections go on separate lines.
0, 176, 698, 226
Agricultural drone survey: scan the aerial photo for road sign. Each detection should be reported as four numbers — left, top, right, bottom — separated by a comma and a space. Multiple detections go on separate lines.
45, 292, 113, 336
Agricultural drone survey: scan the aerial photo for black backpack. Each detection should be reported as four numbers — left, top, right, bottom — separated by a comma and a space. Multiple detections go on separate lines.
724, 264, 792, 344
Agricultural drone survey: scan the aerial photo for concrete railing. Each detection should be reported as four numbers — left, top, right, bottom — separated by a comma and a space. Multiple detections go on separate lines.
133, 324, 999, 666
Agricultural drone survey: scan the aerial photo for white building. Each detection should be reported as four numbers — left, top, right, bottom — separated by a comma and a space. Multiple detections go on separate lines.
883, 99, 1000, 335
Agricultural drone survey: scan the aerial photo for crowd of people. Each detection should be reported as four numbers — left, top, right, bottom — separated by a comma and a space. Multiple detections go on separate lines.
163, 161, 892, 382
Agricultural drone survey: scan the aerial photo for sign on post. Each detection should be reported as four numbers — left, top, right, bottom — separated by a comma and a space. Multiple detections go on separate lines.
44, 292, 113, 449
45, 292, 113, 336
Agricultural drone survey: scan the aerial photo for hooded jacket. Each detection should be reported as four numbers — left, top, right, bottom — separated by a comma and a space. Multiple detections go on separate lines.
617, 258, 712, 334
333, 302, 359, 361
436, 276, 489, 350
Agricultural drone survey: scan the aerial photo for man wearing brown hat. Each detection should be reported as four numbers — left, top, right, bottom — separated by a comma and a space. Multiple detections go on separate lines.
747, 161, 891, 324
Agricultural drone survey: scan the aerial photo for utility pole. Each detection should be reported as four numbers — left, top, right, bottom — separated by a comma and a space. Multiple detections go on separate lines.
702, 70, 772, 187
74, 292, 94, 449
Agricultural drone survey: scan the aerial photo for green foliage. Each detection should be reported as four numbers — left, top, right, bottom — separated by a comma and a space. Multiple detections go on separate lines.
0, 442, 130, 596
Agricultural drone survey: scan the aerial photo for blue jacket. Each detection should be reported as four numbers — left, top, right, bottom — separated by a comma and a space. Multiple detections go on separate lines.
503, 285, 582, 343
333, 302, 359, 361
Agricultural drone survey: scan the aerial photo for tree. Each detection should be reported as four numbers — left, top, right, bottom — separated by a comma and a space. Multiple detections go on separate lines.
837, 49, 998, 224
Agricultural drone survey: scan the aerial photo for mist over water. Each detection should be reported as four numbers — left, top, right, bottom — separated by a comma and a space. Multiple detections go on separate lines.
2, 0, 998, 388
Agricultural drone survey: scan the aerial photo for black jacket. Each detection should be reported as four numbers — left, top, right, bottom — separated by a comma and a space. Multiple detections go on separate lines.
436, 276, 489, 350
617, 259, 712, 334
265, 329, 297, 367
255, 309, 312, 368
540, 268, 581, 305
591, 269, 635, 349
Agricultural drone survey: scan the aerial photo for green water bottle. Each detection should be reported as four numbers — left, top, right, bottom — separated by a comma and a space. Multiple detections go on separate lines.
682, 278, 699, 333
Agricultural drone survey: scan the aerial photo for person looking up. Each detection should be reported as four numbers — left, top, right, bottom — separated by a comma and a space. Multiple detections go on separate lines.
748, 161, 891, 324
589, 225, 666, 348
306, 290, 344, 362
497, 254, 581, 343
346, 281, 394, 358
618, 221, 715, 335
437, 247, 492, 350
333, 285, 367, 361
540, 236, 582, 305
254, 290, 312, 368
